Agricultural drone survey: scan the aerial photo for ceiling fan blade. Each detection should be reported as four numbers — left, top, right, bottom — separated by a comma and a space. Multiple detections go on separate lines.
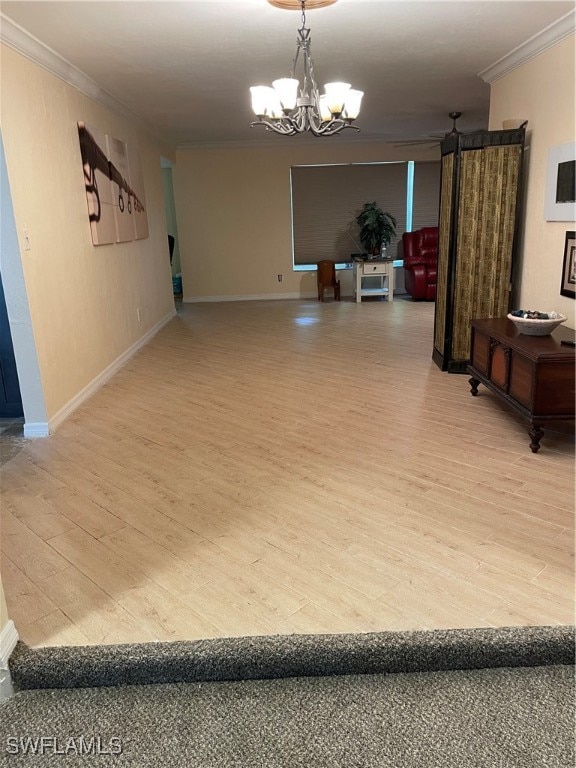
394, 139, 440, 147
393, 113, 487, 148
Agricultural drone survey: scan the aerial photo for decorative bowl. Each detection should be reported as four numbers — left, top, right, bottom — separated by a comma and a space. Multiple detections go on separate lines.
507, 313, 567, 336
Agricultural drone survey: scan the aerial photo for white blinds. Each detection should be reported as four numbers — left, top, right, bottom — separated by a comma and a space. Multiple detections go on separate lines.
291, 162, 408, 265
412, 161, 441, 230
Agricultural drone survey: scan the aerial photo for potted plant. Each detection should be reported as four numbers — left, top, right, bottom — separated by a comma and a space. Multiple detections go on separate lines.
355, 202, 396, 257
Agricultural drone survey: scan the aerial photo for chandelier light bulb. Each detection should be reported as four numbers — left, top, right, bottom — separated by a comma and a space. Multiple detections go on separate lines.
270, 97, 284, 119
342, 89, 364, 121
272, 78, 299, 112
250, 86, 275, 118
323, 82, 351, 117
319, 95, 332, 123
250, 86, 284, 119
249, 0, 362, 137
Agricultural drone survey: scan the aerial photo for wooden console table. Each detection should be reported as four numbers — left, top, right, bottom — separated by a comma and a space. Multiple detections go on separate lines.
467, 318, 575, 453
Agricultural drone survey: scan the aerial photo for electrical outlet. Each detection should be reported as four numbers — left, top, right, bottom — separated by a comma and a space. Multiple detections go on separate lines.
277, 274, 283, 282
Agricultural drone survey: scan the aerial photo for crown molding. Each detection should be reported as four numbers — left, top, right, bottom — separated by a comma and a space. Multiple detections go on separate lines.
479, 9, 575, 84
0, 13, 162, 141
176, 136, 440, 152
176, 137, 367, 150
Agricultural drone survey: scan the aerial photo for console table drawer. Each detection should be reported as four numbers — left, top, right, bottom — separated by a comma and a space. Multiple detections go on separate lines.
362, 262, 390, 276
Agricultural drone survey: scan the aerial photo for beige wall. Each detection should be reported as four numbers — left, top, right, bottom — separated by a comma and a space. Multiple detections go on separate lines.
174, 142, 438, 300
488, 35, 575, 323
0, 578, 8, 635
0, 45, 175, 421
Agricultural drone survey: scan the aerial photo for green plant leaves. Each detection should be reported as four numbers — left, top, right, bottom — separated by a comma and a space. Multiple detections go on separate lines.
355, 203, 396, 254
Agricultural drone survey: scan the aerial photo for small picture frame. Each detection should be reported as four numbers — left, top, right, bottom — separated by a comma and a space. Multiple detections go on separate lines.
560, 230, 576, 299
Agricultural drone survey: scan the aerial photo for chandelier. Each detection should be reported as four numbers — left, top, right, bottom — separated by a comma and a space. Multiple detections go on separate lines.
249, 0, 363, 137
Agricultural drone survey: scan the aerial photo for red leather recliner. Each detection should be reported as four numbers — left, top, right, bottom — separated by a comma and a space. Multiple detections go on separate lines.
402, 227, 439, 301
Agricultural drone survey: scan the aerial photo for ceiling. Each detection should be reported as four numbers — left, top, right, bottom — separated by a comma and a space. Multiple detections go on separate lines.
1, 0, 573, 146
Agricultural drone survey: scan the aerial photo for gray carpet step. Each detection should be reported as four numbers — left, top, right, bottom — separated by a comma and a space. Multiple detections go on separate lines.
8, 625, 574, 690
1, 626, 574, 767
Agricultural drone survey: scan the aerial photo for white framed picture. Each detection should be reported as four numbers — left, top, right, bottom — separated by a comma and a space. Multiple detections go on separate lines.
545, 142, 576, 222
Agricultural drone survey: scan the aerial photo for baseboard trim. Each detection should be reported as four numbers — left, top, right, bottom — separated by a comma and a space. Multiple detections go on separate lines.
49, 308, 176, 433
184, 291, 404, 303
0, 621, 18, 666
23, 422, 50, 438
0, 620, 18, 702
183, 293, 318, 303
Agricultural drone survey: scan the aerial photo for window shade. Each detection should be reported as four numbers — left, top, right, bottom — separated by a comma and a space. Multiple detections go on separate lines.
291, 163, 407, 265
412, 161, 441, 230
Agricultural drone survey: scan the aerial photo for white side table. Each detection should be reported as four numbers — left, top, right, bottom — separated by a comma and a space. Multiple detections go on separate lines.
353, 259, 394, 303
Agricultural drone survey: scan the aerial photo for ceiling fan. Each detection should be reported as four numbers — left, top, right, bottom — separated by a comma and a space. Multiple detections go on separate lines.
394, 111, 483, 147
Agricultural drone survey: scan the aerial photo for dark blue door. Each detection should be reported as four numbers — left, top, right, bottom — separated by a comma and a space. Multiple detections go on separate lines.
0, 273, 23, 417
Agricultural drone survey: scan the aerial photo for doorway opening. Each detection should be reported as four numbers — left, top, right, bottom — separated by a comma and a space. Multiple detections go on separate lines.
161, 157, 182, 302
0, 130, 48, 438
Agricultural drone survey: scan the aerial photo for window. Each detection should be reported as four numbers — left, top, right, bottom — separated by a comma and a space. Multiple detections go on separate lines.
291, 160, 440, 270
411, 161, 442, 231
291, 162, 407, 269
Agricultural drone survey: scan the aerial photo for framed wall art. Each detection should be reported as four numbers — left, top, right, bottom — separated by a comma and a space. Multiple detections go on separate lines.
78, 122, 149, 246
545, 142, 576, 222
560, 230, 576, 299
77, 122, 116, 245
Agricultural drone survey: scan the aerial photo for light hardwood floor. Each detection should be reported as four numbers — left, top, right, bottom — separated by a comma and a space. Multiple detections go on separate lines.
1, 299, 574, 647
